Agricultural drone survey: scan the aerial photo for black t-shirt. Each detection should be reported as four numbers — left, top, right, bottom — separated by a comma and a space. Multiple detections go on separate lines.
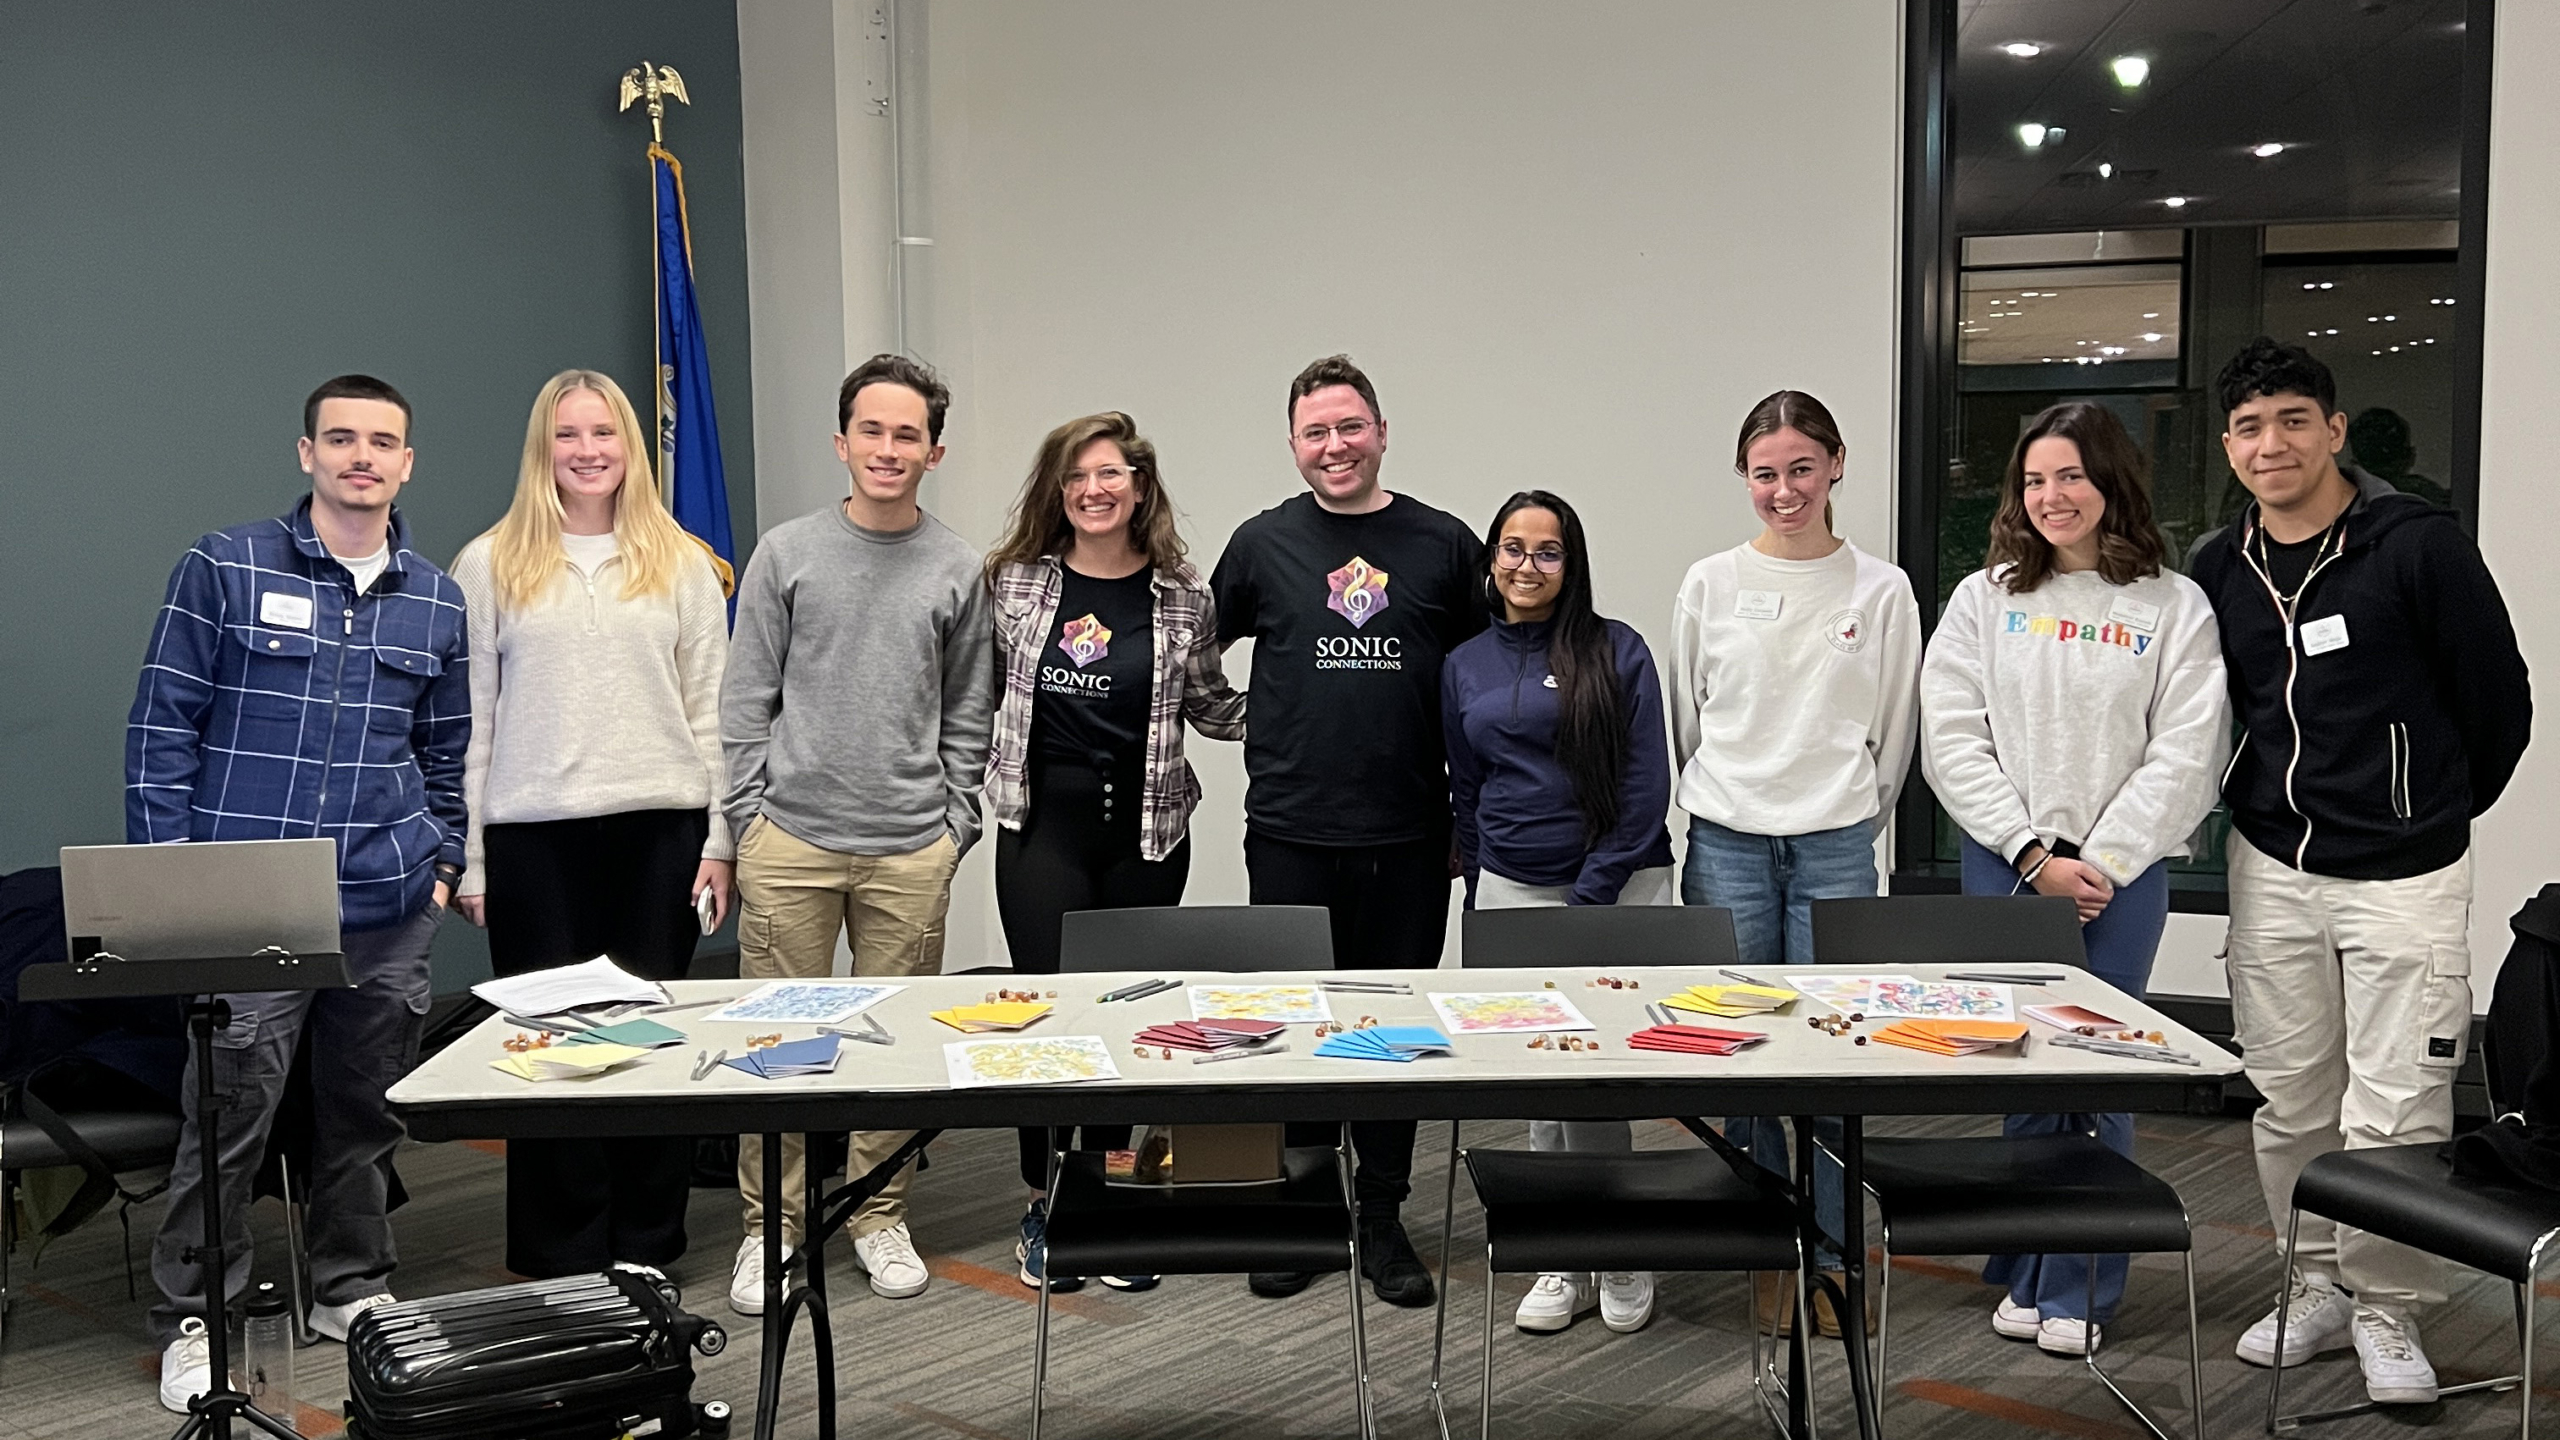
1210, 492, 1487, 844
1032, 565, 1155, 770
2260, 529, 2326, 598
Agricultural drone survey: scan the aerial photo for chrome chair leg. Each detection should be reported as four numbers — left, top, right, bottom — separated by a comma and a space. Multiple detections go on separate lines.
1340, 1125, 1376, 1440
2523, 1269, 2538, 1440
1873, 1243, 1893, 1425
2079, 1250, 2203, 1440
1029, 1264, 1052, 1440
2266, 1208, 2299, 1435
1428, 1121, 1462, 1438
2265, 1205, 2525, 1432
1479, 1243, 1497, 1440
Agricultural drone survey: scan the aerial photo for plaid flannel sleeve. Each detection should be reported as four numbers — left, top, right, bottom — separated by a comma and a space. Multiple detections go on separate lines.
125, 540, 225, 844
413, 612, 472, 871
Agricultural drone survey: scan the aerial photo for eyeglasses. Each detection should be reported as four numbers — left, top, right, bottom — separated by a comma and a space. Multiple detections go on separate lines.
1294, 418, 1375, 447
1065, 465, 1135, 490
1494, 541, 1566, 574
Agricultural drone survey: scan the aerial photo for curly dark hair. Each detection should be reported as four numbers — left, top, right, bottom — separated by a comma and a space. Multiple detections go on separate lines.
1985, 401, 2165, 593
2215, 335, 2336, 419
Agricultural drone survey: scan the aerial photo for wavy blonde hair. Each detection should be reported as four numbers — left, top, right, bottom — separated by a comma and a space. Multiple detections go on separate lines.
478, 370, 696, 611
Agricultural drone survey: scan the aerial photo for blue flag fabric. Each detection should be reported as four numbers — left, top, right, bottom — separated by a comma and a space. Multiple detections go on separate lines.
652, 145, 736, 589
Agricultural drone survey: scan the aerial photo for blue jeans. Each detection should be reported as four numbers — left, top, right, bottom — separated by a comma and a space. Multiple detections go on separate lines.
1684, 816, 1879, 1261
1960, 835, 2169, 1323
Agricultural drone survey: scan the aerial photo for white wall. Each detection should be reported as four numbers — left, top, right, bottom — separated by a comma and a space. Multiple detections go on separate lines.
740, 0, 1906, 970
738, 2, 2555, 991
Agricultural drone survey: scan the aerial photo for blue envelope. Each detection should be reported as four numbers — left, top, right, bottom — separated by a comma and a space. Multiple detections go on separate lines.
722, 1033, 843, 1079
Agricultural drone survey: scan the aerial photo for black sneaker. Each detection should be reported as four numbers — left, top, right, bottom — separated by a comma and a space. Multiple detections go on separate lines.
1361, 1219, 1435, 1308
1248, 1271, 1314, 1298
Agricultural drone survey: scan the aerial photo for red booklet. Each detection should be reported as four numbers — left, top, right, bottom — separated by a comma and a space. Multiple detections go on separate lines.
1627, 1024, 1767, 1056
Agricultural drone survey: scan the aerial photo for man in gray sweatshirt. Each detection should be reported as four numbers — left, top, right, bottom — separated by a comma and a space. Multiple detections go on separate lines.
718, 353, 995, 1316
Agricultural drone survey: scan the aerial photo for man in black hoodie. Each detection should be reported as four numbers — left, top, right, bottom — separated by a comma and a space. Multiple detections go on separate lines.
2192, 337, 2531, 1405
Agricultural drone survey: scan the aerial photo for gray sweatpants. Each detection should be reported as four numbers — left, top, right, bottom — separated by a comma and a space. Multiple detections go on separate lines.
148, 904, 438, 1344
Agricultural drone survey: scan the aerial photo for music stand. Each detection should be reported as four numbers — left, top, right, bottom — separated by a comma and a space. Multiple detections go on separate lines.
23, 919, 349, 1438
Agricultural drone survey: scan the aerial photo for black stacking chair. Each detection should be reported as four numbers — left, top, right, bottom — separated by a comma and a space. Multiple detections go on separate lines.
1033, 905, 1371, 1439
1436, 905, 1810, 1439
1, 1082, 178, 1342
1809, 895, 2204, 1440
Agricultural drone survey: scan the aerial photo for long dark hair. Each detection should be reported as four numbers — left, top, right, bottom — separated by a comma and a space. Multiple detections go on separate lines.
1985, 401, 2165, 592
1483, 490, 1625, 844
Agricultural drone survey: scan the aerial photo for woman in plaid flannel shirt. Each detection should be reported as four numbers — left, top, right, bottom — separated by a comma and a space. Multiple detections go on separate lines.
981, 411, 1245, 1292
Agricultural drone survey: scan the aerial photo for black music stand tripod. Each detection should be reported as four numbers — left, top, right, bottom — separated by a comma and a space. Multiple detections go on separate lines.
22, 945, 350, 1440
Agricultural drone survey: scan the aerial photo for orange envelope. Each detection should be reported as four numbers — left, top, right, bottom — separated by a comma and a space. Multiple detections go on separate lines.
1872, 1019, 2029, 1056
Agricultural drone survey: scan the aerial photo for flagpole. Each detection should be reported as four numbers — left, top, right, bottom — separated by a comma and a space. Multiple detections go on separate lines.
620, 61, 692, 507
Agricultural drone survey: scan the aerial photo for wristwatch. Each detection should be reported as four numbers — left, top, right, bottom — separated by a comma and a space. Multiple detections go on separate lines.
433, 862, 463, 891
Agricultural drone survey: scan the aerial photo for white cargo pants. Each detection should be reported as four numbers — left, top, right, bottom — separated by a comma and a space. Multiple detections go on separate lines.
2225, 830, 2474, 1310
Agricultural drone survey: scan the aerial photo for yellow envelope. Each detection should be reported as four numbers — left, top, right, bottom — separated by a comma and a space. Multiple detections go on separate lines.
931, 1001, 1052, 1033
489, 1041, 653, 1081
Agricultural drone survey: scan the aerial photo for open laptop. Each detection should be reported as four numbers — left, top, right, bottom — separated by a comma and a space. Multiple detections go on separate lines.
60, 838, 341, 964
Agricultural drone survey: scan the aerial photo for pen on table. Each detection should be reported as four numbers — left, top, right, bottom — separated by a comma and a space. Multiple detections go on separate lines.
690, 1048, 726, 1081
1943, 970, 2067, 985
1645, 1003, 1672, 1028
1193, 1042, 1290, 1064
1719, 969, 1776, 988
822, 1016, 896, 1047
2052, 1035, 2198, 1066
640, 997, 727, 1017
1320, 981, 1412, 994
1097, 978, 1176, 1003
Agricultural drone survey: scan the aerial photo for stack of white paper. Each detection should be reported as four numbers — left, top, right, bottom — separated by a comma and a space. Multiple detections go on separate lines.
471, 957, 669, 1017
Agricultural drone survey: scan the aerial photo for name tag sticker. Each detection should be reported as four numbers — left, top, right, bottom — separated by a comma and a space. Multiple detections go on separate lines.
2106, 595, 2162, 633
259, 591, 314, 630
1734, 589, 1782, 621
2299, 614, 2350, 656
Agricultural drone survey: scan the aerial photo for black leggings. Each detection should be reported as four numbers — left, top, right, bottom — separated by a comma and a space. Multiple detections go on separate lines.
484, 807, 707, 1276
998, 758, 1190, 1189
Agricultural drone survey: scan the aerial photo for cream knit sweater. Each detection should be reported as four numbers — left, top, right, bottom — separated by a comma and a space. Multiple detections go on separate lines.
450, 534, 732, 896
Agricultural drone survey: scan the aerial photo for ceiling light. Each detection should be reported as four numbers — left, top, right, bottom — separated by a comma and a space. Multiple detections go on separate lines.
2319, 282, 2335, 290
2017, 122, 2049, 148
2372, 350, 2383, 356
2425, 337, 2436, 343
2325, 328, 2338, 335
2001, 41, 2044, 58
2384, 314, 2396, 321
2111, 55, 2151, 87
2252, 142, 2287, 159
2307, 330, 2319, 337
2162, 195, 2189, 209
2444, 297, 2456, 304
2143, 333, 2164, 343
2142, 312, 2160, 319
2303, 283, 2319, 291
2098, 162, 2114, 179
2367, 315, 2379, 322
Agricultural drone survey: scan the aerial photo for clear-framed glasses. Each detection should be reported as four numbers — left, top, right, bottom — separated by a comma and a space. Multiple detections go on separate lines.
1065, 465, 1135, 490
1294, 418, 1375, 447
1494, 541, 1566, 574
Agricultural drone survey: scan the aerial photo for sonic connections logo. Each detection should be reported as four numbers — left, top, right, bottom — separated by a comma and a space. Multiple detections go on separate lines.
1057, 614, 1112, 668
1326, 557, 1392, 629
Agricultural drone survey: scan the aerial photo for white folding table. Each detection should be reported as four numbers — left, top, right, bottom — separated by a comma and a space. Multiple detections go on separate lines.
390, 963, 2241, 1440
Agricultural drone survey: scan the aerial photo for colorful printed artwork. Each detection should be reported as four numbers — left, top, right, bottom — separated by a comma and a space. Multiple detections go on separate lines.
1427, 991, 1594, 1034
1326, 557, 1392, 628
706, 982, 899, 1026
1782, 976, 1902, 1013
944, 1035, 1121, 1088
1866, 980, 2014, 1021
1058, 614, 1112, 667
1190, 986, 1333, 1025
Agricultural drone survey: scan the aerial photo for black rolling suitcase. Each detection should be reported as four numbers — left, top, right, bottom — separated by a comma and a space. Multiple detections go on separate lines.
343, 1267, 728, 1440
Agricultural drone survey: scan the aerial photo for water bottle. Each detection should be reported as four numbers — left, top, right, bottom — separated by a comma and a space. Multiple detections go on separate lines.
239, 1282, 296, 1431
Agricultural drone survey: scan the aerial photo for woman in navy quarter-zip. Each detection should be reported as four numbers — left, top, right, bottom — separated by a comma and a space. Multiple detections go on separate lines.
1441, 489, 1674, 1336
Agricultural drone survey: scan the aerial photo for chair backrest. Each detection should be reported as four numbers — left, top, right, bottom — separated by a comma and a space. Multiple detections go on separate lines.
1808, 894, 2085, 967
1057, 906, 1335, 975
1460, 905, 1740, 969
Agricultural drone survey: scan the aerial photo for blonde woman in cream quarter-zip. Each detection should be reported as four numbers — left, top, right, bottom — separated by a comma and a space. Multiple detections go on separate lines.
448, 369, 732, 1280
1920, 399, 2227, 1358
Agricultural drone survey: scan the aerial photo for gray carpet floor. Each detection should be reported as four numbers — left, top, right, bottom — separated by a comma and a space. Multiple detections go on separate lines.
0, 1112, 2544, 1440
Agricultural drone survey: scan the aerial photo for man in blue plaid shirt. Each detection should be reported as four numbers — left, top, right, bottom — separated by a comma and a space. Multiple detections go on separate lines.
126, 375, 470, 1414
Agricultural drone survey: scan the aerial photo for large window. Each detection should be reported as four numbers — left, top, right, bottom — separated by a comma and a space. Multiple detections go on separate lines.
1895, 0, 2492, 908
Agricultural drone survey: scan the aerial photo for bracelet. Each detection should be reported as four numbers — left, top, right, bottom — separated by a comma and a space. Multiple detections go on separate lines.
2019, 853, 2053, 887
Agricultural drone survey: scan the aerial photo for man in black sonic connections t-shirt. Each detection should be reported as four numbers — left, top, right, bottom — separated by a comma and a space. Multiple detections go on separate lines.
1211, 354, 1486, 1307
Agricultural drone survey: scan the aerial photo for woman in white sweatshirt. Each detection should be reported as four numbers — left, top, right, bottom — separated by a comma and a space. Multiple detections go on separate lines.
1670, 389, 1921, 1333
450, 369, 734, 1278
1920, 399, 2228, 1356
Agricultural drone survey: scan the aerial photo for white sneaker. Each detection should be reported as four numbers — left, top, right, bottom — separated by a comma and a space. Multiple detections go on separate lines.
1599, 1270, 1655, 1333
1992, 1296, 2042, 1340
2037, 1316, 2100, 1356
852, 1222, 930, 1299
1513, 1272, 1597, 1332
2352, 1303, 2439, 1404
730, 1234, 794, 1316
157, 1318, 212, 1415
309, 1291, 398, 1342
2235, 1270, 2353, 1368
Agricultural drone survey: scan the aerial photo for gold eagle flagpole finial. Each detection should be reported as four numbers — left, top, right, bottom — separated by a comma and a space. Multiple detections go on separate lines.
618, 62, 691, 145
